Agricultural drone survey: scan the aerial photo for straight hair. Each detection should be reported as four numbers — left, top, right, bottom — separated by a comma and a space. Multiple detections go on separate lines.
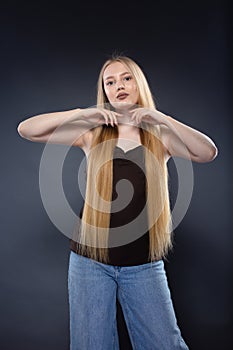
73, 56, 173, 264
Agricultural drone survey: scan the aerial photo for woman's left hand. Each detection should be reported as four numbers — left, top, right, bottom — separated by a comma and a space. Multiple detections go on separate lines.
129, 108, 166, 126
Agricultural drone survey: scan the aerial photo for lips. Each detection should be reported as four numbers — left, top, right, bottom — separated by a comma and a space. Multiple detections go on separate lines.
117, 92, 129, 100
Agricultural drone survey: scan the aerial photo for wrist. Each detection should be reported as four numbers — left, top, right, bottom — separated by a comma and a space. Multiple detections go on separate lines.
161, 113, 174, 127
74, 108, 84, 121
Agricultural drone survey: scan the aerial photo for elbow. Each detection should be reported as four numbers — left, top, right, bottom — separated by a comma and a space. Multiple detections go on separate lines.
17, 122, 34, 140
197, 145, 219, 163
17, 122, 24, 137
17, 122, 27, 138
207, 145, 219, 162
211, 145, 218, 160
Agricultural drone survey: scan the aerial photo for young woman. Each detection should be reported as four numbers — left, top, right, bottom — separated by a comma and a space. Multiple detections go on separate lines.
17, 55, 218, 349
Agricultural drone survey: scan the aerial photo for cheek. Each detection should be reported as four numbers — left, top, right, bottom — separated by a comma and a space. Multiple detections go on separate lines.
104, 88, 110, 101
133, 85, 139, 99
131, 83, 138, 94
104, 87, 111, 98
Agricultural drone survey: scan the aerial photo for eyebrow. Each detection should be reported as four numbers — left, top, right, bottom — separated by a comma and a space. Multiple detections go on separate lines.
104, 71, 131, 81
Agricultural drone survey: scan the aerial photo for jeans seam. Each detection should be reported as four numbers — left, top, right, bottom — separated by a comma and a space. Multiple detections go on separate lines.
113, 312, 119, 350
118, 288, 136, 350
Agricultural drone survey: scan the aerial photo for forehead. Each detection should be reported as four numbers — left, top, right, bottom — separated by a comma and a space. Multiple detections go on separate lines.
103, 61, 130, 79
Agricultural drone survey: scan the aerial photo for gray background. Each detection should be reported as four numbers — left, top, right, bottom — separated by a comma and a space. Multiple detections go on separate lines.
1, 0, 231, 349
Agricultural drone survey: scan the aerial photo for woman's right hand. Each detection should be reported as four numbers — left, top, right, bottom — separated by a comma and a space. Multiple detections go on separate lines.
76, 108, 120, 128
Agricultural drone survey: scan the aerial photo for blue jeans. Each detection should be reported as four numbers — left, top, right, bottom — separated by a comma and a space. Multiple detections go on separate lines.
68, 251, 189, 350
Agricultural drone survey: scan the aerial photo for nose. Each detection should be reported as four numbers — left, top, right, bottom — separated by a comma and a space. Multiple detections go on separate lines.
116, 79, 125, 90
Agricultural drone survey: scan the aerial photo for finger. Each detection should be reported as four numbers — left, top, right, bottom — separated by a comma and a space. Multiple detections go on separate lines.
111, 112, 116, 128
107, 111, 113, 127
102, 111, 109, 125
129, 108, 136, 114
110, 112, 115, 126
130, 111, 136, 120
112, 112, 118, 125
115, 112, 124, 119
106, 112, 112, 126
136, 115, 141, 124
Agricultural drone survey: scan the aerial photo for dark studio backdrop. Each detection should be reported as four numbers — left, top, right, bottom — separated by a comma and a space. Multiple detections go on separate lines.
0, 0, 231, 349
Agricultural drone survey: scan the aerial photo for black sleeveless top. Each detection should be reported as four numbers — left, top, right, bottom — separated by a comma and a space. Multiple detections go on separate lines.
69, 145, 151, 266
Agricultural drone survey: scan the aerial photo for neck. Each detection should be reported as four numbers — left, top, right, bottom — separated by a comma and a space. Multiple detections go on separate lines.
114, 104, 140, 137
117, 123, 140, 136
116, 124, 141, 146
116, 113, 138, 132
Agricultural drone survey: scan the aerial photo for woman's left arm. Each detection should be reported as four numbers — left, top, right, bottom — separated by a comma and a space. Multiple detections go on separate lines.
130, 108, 219, 163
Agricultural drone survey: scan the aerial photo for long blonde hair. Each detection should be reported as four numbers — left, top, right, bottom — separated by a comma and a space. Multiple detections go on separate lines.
73, 55, 173, 263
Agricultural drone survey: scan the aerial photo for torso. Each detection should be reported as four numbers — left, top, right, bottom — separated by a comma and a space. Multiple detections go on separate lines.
70, 142, 152, 266
71, 126, 170, 265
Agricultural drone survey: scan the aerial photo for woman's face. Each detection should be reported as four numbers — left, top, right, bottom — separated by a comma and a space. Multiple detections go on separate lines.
103, 61, 139, 110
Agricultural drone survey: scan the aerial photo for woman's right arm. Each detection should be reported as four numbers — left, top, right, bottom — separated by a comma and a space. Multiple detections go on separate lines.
17, 107, 119, 148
